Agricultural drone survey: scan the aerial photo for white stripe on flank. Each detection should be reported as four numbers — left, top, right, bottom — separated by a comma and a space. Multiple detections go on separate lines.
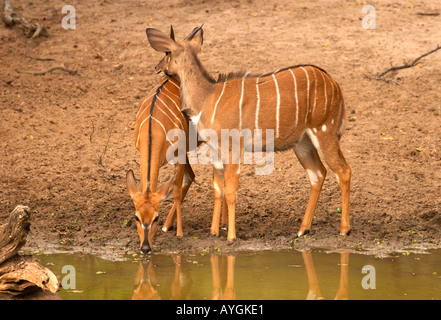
161, 91, 181, 113
329, 75, 335, 111
169, 79, 180, 89
320, 71, 327, 117
152, 116, 171, 141
136, 115, 171, 148
156, 96, 183, 129
136, 115, 150, 148
288, 69, 299, 129
255, 76, 261, 130
211, 81, 227, 125
272, 73, 280, 138
312, 67, 318, 116
163, 85, 180, 100
136, 82, 162, 119
300, 67, 310, 124
155, 98, 182, 129
136, 92, 156, 120
239, 72, 250, 130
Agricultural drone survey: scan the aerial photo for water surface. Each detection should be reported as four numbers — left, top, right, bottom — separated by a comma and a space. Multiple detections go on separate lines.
37, 249, 441, 300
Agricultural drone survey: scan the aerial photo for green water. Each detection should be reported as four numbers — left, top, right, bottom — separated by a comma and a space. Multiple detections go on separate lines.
36, 249, 441, 300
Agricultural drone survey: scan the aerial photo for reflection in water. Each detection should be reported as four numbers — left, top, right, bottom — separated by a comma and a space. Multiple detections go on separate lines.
132, 261, 160, 300
131, 251, 349, 300
210, 255, 236, 300
302, 251, 349, 300
132, 255, 192, 300
38, 249, 441, 300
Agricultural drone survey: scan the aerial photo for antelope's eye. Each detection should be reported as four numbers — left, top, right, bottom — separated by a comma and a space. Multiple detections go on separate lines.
134, 215, 140, 223
153, 215, 159, 223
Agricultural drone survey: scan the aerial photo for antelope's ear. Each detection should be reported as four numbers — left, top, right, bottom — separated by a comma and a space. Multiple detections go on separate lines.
146, 28, 179, 52
150, 176, 175, 207
126, 170, 139, 199
184, 25, 204, 53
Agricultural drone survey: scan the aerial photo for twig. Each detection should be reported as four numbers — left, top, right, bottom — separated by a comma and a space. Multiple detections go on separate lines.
30, 24, 45, 39
17, 65, 81, 76
377, 45, 441, 78
89, 120, 124, 178
364, 45, 441, 86
25, 55, 55, 61
416, 12, 440, 16
90, 120, 105, 166
363, 74, 403, 86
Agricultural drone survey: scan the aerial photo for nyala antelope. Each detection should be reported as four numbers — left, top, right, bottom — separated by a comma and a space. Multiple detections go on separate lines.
146, 25, 351, 241
126, 74, 195, 254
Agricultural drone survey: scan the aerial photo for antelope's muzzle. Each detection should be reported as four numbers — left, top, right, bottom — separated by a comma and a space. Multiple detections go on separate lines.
140, 225, 151, 254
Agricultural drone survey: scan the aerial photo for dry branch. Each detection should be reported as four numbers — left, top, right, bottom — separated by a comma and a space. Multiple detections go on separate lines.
0, 205, 31, 265
17, 65, 81, 76
2, 0, 48, 38
364, 45, 441, 86
416, 12, 440, 16
89, 120, 124, 178
0, 256, 59, 295
376, 45, 441, 78
25, 55, 55, 62
0, 205, 60, 297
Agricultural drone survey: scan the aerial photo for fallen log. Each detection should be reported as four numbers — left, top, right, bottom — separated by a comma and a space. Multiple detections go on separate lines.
0, 205, 60, 298
0, 205, 31, 265
2, 0, 48, 39
0, 255, 59, 296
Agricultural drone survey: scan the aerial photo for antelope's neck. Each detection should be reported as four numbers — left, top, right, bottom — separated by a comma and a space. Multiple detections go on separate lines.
178, 54, 214, 123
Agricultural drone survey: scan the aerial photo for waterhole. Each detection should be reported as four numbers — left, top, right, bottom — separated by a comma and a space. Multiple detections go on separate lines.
37, 249, 441, 300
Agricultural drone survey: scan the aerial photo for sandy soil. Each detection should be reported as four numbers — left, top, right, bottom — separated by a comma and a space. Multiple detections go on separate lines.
1, 0, 440, 258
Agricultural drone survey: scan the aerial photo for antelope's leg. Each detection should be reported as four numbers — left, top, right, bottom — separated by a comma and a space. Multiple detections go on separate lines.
180, 162, 196, 202
210, 166, 224, 236
163, 201, 177, 232
174, 163, 186, 237
162, 172, 177, 233
163, 163, 185, 236
223, 163, 240, 242
163, 162, 194, 233
220, 194, 228, 227
314, 132, 351, 236
293, 134, 327, 237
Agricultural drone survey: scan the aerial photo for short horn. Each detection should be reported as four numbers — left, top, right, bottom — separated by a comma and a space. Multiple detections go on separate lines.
184, 24, 204, 41
170, 25, 175, 41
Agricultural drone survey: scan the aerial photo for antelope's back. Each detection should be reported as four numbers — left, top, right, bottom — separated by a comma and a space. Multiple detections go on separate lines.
134, 77, 187, 149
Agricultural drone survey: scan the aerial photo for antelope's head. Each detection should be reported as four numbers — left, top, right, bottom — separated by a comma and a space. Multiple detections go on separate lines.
126, 170, 174, 254
146, 25, 204, 78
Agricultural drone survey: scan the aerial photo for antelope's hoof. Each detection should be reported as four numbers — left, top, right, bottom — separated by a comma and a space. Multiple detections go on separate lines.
297, 229, 310, 238
339, 229, 351, 236
162, 225, 174, 233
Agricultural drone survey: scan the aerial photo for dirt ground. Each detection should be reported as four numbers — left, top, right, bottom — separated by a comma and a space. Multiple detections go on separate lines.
1, 0, 440, 258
